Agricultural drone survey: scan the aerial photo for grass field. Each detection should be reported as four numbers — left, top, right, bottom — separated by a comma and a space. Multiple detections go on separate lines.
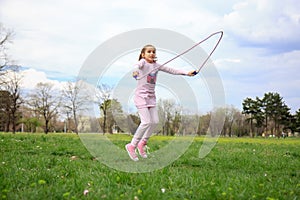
0, 132, 299, 200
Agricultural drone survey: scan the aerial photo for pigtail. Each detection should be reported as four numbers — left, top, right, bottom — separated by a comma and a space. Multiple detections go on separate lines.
138, 54, 143, 61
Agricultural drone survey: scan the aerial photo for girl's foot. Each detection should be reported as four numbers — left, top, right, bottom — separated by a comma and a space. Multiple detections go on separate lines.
125, 144, 139, 161
137, 140, 148, 158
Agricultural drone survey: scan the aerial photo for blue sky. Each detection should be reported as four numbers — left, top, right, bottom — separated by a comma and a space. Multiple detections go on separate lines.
1, 0, 300, 113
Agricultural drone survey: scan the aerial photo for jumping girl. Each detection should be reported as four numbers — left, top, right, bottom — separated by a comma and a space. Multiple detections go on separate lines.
125, 44, 196, 161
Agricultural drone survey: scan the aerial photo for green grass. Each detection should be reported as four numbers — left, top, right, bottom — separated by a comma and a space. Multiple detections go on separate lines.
0, 132, 299, 200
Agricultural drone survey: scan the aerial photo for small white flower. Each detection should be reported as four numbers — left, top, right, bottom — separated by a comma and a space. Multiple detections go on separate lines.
264, 173, 267, 177
70, 156, 78, 160
83, 189, 89, 195
161, 188, 166, 193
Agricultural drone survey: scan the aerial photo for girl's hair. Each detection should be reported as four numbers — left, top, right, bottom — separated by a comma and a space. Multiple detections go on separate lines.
138, 44, 156, 60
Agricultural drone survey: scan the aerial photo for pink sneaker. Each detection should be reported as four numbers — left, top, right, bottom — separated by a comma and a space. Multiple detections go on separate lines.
137, 140, 148, 158
125, 144, 139, 161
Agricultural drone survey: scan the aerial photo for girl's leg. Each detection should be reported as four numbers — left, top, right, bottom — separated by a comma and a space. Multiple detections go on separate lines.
137, 107, 159, 158
126, 107, 159, 160
141, 107, 159, 142
130, 107, 152, 146
126, 107, 152, 161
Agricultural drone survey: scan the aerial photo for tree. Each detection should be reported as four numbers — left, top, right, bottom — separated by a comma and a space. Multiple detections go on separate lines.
157, 99, 181, 136
89, 117, 101, 132
0, 23, 13, 75
197, 113, 210, 136
261, 92, 291, 137
61, 80, 89, 134
28, 82, 61, 134
0, 90, 11, 131
274, 102, 290, 137
243, 97, 256, 136
179, 113, 199, 135
157, 99, 171, 135
243, 92, 292, 137
231, 111, 247, 137
20, 117, 41, 133
172, 110, 181, 134
95, 84, 113, 134
108, 99, 123, 133
223, 105, 241, 137
100, 99, 110, 134
98, 99, 123, 134
0, 67, 23, 133
281, 109, 294, 136
294, 109, 300, 134
242, 97, 263, 137
209, 107, 226, 137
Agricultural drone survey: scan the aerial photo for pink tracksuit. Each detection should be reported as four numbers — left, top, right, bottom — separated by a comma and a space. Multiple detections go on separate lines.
130, 58, 189, 146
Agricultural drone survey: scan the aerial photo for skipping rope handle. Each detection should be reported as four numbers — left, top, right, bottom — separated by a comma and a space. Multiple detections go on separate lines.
132, 71, 139, 79
192, 70, 199, 75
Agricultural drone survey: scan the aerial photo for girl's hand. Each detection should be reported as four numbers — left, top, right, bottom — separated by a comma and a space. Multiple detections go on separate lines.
132, 71, 139, 79
187, 70, 198, 76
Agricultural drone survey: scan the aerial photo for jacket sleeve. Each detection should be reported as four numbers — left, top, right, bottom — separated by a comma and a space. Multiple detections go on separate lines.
159, 65, 188, 75
133, 59, 146, 69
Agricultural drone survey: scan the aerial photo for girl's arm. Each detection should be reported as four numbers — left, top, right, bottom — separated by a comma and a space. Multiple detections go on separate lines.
134, 59, 146, 69
132, 59, 146, 79
159, 65, 196, 76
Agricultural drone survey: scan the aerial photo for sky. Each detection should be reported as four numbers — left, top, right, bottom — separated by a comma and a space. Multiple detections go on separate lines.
1, 0, 300, 114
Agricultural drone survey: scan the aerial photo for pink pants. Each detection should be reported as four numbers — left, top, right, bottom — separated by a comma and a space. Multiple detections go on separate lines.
130, 107, 159, 146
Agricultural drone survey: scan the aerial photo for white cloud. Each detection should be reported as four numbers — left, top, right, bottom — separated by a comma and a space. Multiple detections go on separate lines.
19, 68, 67, 90
0, 0, 135, 76
223, 0, 300, 52
0, 0, 225, 76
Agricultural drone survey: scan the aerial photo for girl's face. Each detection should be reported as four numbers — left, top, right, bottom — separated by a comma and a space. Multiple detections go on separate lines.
142, 47, 156, 63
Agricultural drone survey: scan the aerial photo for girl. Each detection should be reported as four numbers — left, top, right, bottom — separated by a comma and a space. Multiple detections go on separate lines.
125, 44, 196, 161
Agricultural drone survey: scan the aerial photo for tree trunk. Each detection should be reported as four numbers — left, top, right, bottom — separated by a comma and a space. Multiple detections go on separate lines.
73, 110, 78, 134
249, 117, 253, 137
45, 119, 49, 134
103, 110, 106, 135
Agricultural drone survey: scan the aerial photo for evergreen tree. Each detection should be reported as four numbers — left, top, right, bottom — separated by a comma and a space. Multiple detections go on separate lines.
261, 92, 291, 137
242, 97, 263, 137
294, 109, 300, 134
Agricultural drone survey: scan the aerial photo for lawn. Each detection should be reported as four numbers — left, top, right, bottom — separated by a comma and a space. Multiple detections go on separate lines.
0, 132, 299, 200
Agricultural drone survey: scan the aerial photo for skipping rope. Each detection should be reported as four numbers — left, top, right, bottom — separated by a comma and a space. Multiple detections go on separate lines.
135, 31, 223, 80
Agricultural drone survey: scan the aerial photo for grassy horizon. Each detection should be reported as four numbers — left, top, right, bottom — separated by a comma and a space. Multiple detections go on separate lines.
1, 132, 299, 199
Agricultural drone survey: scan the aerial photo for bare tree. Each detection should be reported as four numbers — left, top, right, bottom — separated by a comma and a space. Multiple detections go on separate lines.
0, 23, 13, 76
197, 113, 211, 136
0, 66, 23, 133
157, 99, 181, 136
210, 106, 243, 137
61, 79, 89, 134
209, 107, 226, 137
226, 106, 242, 137
231, 111, 247, 137
28, 82, 61, 134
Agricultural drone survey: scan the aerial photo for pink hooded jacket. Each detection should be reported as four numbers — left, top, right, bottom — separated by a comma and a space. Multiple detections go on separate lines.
133, 58, 189, 109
